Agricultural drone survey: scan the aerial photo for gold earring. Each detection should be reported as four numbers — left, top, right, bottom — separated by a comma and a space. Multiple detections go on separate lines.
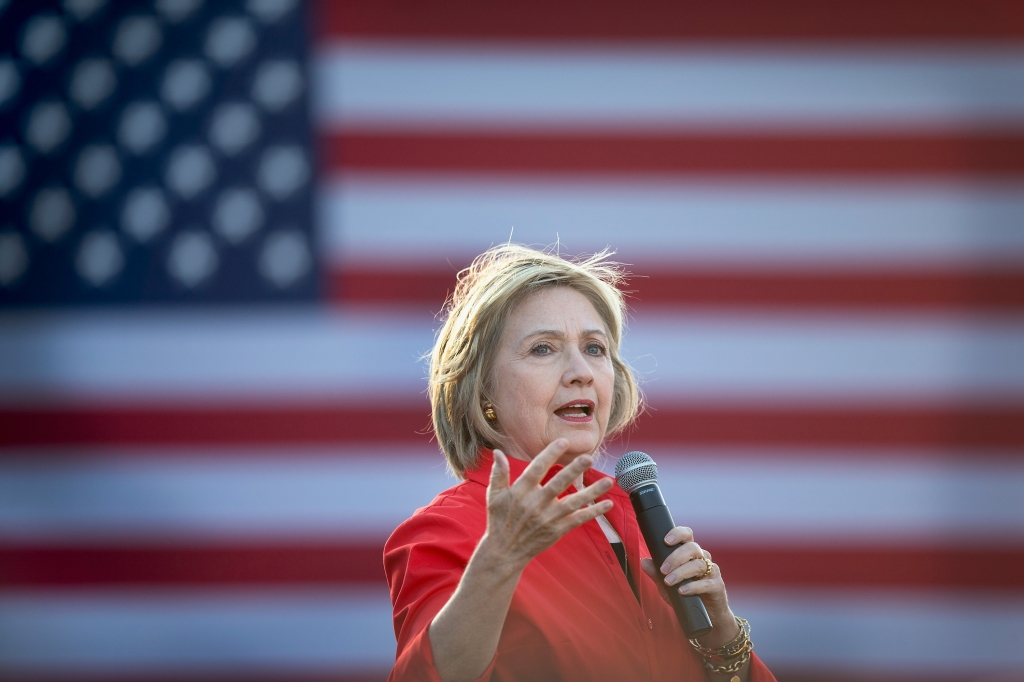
483, 402, 497, 421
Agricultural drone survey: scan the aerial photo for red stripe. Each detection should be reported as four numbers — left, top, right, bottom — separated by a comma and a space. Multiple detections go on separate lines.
2, 542, 1021, 590
325, 132, 1024, 176
0, 404, 432, 448
330, 265, 1024, 311
627, 405, 1024, 449
313, 0, 1024, 41
0, 543, 385, 587
2, 404, 1022, 449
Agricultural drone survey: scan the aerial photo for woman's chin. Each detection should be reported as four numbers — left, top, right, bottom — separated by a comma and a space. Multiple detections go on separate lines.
552, 428, 602, 460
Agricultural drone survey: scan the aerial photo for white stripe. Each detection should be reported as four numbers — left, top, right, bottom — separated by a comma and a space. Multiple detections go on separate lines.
0, 588, 394, 673
2, 589, 1022, 672
0, 307, 436, 404
624, 314, 1024, 401
1, 449, 1020, 543
2, 309, 1022, 402
649, 452, 1024, 544
321, 176, 1024, 265
315, 43, 1024, 129
0, 450, 453, 542
733, 589, 1024, 671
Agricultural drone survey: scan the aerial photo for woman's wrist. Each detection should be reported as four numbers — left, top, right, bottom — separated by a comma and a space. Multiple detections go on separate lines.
471, 533, 530, 583
695, 607, 740, 649
690, 615, 753, 682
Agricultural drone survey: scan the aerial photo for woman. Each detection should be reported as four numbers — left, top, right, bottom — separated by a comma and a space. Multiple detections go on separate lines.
385, 245, 776, 682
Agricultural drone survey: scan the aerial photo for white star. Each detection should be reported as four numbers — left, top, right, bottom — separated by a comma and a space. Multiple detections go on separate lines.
74, 145, 122, 199
251, 59, 302, 112
155, 0, 204, 24
257, 145, 308, 200
247, 0, 296, 24
29, 187, 76, 243
0, 230, 29, 287
258, 228, 310, 289
205, 17, 257, 69
121, 187, 171, 243
0, 59, 20, 109
112, 15, 163, 67
167, 229, 218, 288
161, 59, 211, 111
63, 0, 108, 22
165, 145, 216, 200
24, 100, 72, 154
208, 102, 260, 156
68, 58, 117, 110
118, 101, 167, 155
75, 228, 124, 287
213, 188, 263, 245
0, 145, 26, 198
20, 14, 67, 67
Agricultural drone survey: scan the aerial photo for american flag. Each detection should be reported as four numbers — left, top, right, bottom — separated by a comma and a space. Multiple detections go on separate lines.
2, 1, 1024, 680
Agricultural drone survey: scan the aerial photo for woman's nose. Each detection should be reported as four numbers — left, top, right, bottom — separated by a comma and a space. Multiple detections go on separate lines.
562, 347, 595, 386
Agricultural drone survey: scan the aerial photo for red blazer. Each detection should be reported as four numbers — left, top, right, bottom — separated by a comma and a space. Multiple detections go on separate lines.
385, 450, 777, 682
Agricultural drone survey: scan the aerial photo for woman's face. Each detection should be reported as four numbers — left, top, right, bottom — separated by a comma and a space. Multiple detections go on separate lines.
489, 286, 615, 465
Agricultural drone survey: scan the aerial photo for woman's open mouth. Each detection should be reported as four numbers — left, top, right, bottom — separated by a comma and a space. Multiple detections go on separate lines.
554, 400, 595, 422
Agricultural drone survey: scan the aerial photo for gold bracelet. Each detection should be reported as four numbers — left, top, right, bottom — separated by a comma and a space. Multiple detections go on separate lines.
689, 616, 751, 660
702, 648, 752, 675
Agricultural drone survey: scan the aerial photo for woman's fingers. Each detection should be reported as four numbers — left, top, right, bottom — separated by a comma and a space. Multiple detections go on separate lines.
486, 441, 620, 562
667, 557, 715, 588
663, 526, 694, 546
560, 477, 613, 511
487, 449, 511, 497
660, 541, 708, 585
640, 557, 672, 604
541, 453, 594, 498
561, 499, 613, 531
518, 438, 568, 487
676, 562, 721, 595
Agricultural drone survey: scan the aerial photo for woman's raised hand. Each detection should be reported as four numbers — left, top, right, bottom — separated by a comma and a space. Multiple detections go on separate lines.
428, 441, 614, 682
483, 439, 614, 571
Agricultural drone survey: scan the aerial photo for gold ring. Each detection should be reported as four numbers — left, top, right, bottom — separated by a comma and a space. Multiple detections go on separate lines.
699, 555, 713, 578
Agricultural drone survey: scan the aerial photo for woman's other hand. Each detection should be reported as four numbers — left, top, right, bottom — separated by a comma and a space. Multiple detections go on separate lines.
639, 527, 741, 649
482, 440, 614, 573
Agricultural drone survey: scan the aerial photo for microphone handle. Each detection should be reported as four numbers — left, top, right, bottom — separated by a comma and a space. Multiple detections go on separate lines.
630, 483, 713, 638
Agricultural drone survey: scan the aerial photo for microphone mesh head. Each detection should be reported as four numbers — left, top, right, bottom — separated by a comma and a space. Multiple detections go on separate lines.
615, 451, 658, 493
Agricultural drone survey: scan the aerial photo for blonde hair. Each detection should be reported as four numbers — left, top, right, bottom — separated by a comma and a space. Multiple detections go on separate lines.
429, 244, 641, 478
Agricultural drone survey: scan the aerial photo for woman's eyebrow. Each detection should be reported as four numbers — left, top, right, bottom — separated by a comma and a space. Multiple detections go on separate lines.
521, 328, 608, 342
522, 329, 564, 341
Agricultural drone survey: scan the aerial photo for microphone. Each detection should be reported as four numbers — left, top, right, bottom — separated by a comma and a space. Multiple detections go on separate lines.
615, 451, 713, 638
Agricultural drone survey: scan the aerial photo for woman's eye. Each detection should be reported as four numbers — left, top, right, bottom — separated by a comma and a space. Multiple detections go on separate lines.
532, 345, 551, 355
586, 344, 606, 356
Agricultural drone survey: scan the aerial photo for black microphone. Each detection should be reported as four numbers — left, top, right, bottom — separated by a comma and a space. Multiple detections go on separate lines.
615, 451, 713, 638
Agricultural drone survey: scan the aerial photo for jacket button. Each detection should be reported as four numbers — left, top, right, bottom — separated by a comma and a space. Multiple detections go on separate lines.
648, 618, 653, 630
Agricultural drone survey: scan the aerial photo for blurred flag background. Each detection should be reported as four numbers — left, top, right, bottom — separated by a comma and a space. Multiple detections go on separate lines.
2, 1, 1024, 680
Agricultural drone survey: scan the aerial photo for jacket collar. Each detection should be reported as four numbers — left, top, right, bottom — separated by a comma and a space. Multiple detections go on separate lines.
465, 449, 629, 500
